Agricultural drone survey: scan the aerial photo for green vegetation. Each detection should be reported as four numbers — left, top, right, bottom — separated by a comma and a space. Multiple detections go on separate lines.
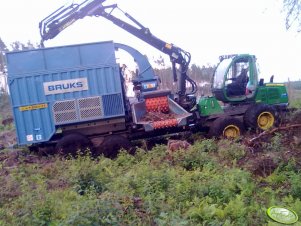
0, 137, 300, 225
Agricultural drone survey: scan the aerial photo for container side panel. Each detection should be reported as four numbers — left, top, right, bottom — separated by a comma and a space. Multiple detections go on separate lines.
7, 41, 125, 145
79, 43, 116, 66
6, 41, 116, 76
6, 50, 45, 76
13, 106, 55, 145
44, 47, 80, 71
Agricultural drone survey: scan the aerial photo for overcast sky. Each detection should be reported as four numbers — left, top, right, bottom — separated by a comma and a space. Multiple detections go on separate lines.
0, 0, 301, 81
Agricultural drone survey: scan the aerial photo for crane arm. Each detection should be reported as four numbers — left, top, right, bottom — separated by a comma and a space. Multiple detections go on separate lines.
39, 0, 107, 42
39, 0, 197, 104
39, 1, 188, 65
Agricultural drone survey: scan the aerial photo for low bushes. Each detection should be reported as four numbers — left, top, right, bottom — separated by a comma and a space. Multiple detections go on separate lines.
0, 138, 300, 225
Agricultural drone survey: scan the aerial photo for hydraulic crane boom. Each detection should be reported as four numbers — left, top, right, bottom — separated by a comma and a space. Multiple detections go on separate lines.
39, 0, 197, 106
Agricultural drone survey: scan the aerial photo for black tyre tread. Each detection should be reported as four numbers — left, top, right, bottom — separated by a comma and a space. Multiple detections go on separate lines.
209, 116, 244, 138
98, 135, 132, 158
243, 104, 277, 130
55, 133, 92, 156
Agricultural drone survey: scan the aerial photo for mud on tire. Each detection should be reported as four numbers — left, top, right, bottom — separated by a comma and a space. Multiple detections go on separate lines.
95, 135, 132, 158
55, 133, 92, 156
244, 104, 277, 131
209, 117, 245, 138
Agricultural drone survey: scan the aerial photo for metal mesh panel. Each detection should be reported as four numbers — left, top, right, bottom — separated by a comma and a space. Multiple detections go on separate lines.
53, 100, 77, 124
78, 96, 103, 120
53, 94, 123, 125
102, 93, 124, 117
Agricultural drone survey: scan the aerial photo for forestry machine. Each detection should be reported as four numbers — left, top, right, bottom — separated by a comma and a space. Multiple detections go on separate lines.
4, 0, 289, 155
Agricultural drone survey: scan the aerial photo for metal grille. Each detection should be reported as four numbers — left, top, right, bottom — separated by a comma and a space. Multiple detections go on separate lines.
78, 96, 103, 120
52, 94, 123, 125
102, 93, 124, 117
53, 100, 77, 124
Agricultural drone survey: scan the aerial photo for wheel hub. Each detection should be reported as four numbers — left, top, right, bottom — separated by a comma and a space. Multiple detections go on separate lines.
223, 125, 240, 138
257, 112, 275, 130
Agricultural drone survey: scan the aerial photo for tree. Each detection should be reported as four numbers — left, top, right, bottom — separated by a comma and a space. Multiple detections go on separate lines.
0, 39, 40, 71
189, 63, 215, 83
283, 0, 301, 32
0, 39, 40, 94
0, 38, 8, 72
10, 40, 40, 51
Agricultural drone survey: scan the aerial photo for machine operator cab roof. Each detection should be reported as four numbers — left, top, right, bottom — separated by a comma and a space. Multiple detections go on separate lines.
212, 54, 258, 103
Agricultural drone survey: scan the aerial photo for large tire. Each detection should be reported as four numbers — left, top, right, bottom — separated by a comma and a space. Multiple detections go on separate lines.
209, 117, 245, 138
55, 133, 92, 156
244, 104, 277, 131
96, 135, 132, 158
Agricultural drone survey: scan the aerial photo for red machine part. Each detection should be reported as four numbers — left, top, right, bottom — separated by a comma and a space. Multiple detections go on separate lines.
153, 119, 178, 129
145, 96, 169, 113
145, 96, 178, 129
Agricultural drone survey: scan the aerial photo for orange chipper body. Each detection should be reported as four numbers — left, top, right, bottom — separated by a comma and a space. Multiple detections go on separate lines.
145, 96, 178, 129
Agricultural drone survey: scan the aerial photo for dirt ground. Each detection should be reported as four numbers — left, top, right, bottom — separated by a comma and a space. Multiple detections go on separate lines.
0, 110, 300, 178
239, 109, 301, 176
0, 130, 16, 150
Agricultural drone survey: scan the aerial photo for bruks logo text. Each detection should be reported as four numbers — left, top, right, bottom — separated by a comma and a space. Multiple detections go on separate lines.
43, 78, 88, 95
47, 82, 83, 91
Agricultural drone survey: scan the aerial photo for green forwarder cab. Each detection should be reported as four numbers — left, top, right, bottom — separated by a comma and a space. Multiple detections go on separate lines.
197, 54, 288, 137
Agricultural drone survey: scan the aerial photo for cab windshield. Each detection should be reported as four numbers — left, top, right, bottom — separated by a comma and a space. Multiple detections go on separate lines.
213, 58, 232, 89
